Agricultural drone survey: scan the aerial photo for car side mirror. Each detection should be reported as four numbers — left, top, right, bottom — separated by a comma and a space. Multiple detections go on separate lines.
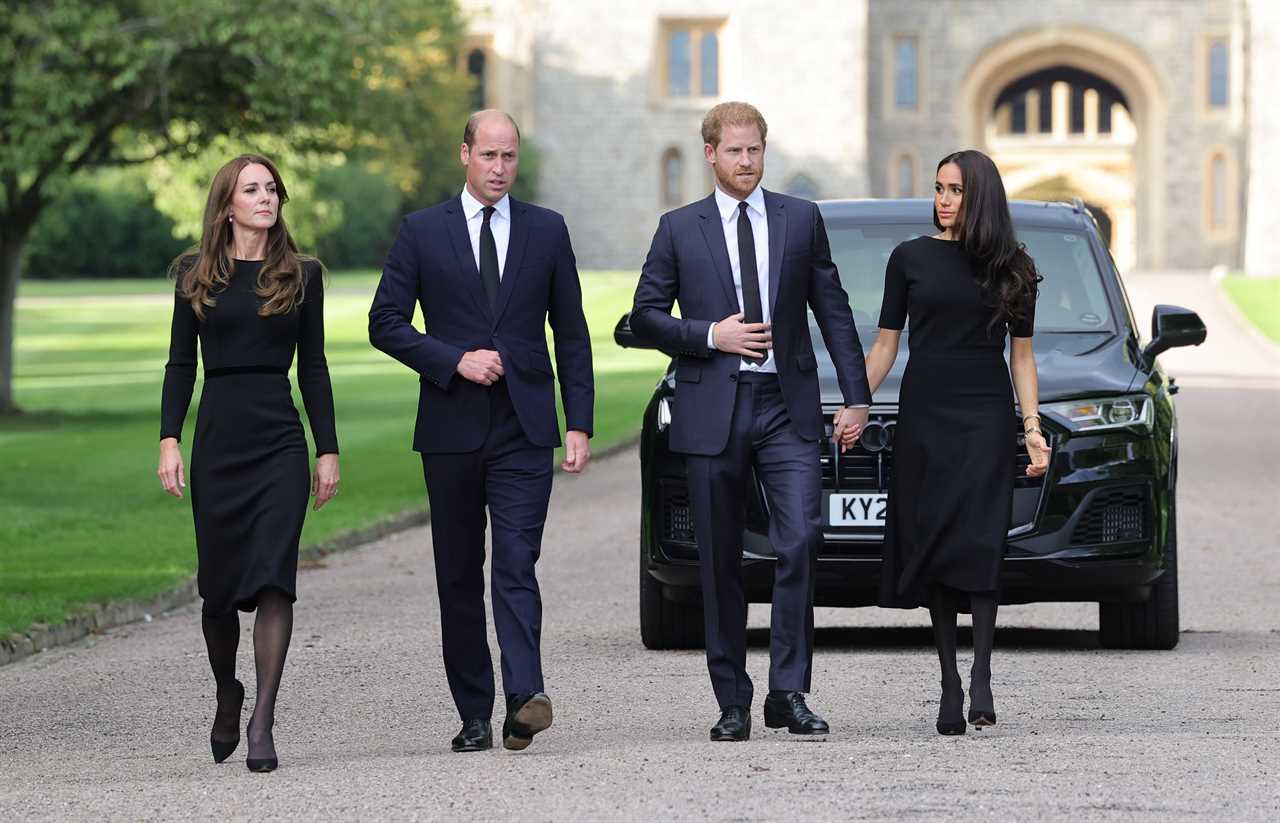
614, 311, 681, 358
1141, 305, 1206, 366
614, 312, 652, 350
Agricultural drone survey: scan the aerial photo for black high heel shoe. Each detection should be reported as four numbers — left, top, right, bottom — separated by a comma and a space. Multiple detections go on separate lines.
936, 678, 966, 736
245, 720, 278, 773
210, 680, 244, 763
968, 672, 997, 728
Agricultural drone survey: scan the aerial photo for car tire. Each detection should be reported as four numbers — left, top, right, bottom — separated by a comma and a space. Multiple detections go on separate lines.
1099, 496, 1180, 650
639, 549, 705, 650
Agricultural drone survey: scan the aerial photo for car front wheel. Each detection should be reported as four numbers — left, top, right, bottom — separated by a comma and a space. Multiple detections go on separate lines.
639, 547, 705, 650
1099, 496, 1180, 650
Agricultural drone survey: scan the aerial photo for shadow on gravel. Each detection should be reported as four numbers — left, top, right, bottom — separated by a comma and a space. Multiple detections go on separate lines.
746, 625, 1100, 651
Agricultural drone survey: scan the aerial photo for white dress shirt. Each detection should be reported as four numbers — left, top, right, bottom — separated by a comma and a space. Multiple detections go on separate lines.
707, 184, 776, 373
704, 185, 869, 408
460, 186, 511, 279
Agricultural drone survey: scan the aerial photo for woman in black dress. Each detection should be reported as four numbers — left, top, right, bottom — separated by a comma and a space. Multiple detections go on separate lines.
865, 150, 1050, 735
156, 154, 339, 771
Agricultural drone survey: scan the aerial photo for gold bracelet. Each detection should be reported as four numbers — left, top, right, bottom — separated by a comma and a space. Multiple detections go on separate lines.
1024, 427, 1042, 437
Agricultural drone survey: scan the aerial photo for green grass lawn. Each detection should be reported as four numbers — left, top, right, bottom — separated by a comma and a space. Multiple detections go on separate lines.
1222, 275, 1280, 344
0, 270, 666, 637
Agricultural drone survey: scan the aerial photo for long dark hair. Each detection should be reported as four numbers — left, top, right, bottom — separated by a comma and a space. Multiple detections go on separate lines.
933, 150, 1041, 333
168, 154, 316, 320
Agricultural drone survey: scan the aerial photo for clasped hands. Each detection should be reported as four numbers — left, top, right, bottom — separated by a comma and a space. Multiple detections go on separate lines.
456, 349, 591, 473
711, 312, 866, 453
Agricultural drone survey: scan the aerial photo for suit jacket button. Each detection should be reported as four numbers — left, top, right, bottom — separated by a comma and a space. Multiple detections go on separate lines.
729, 373, 738, 382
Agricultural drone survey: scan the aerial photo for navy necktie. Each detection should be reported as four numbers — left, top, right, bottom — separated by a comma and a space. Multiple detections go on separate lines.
479, 206, 499, 312
737, 201, 766, 366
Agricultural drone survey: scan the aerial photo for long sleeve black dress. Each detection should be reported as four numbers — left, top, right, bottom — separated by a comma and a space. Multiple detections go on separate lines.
161, 259, 338, 616
876, 237, 1034, 608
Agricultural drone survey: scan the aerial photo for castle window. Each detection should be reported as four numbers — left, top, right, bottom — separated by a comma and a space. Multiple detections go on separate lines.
1207, 39, 1228, 109
893, 36, 919, 110
1209, 153, 1227, 231
662, 21, 724, 99
897, 155, 915, 197
662, 148, 684, 207
467, 48, 487, 111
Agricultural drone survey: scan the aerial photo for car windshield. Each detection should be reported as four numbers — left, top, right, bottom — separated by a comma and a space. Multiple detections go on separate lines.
823, 222, 1115, 333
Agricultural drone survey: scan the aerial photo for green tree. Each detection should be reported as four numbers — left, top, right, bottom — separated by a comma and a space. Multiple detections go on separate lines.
0, 0, 471, 413
25, 169, 188, 279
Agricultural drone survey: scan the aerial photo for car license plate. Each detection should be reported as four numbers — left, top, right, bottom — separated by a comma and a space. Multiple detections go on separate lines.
827, 493, 887, 526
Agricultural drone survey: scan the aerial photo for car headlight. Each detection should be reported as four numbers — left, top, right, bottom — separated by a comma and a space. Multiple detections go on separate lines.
1041, 395, 1153, 433
656, 396, 672, 431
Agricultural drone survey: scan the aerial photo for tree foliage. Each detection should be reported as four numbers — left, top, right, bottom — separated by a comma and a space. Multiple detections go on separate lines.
0, 0, 473, 412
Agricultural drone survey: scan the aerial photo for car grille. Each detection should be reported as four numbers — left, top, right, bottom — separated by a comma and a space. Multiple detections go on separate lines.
819, 413, 1041, 492
660, 481, 695, 543
1070, 486, 1149, 545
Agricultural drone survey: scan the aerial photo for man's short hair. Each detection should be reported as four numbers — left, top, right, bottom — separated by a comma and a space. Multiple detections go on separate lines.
463, 110, 521, 148
701, 101, 768, 148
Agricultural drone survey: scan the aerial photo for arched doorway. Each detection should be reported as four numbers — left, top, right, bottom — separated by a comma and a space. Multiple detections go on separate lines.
958, 27, 1168, 271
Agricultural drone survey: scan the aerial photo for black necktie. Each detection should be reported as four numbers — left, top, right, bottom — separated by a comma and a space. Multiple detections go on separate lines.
479, 206, 500, 312
737, 201, 766, 366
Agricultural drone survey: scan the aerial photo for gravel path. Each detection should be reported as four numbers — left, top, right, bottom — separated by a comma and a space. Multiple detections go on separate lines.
2, 380, 1276, 821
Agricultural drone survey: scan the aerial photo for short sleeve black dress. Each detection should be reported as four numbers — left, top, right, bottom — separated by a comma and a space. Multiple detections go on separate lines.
876, 237, 1034, 608
161, 259, 338, 616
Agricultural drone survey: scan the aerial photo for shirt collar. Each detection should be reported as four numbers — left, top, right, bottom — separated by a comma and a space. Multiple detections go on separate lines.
460, 186, 511, 222
715, 184, 766, 222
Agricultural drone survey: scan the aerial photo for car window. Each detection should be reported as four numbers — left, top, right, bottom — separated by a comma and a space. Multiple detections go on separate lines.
823, 222, 1114, 333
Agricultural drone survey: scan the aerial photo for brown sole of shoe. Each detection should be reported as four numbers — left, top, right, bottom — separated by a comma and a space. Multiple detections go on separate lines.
503, 695, 553, 750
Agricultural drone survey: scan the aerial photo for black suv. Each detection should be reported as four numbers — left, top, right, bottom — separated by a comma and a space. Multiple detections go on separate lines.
615, 198, 1206, 651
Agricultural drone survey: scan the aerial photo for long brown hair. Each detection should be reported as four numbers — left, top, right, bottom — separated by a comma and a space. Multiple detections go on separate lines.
169, 154, 316, 319
933, 150, 1041, 333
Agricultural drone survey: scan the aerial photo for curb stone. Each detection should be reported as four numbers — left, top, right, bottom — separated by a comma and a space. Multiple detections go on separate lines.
0, 434, 643, 668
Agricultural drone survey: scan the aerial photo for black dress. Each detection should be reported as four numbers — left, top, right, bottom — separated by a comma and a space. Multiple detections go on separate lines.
877, 237, 1034, 608
160, 259, 338, 616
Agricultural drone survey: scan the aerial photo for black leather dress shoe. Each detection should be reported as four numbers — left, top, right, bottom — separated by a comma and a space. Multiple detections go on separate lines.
503, 693, 553, 751
763, 691, 830, 735
451, 718, 493, 752
710, 705, 751, 741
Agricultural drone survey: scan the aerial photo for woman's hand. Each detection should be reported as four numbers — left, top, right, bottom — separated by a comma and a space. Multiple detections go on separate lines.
1024, 430, 1052, 477
158, 438, 186, 498
312, 453, 340, 510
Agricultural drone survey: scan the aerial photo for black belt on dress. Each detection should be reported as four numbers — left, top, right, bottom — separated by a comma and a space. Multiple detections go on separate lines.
204, 366, 288, 380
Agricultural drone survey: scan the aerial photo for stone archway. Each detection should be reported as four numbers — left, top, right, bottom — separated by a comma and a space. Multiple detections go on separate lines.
958, 26, 1168, 270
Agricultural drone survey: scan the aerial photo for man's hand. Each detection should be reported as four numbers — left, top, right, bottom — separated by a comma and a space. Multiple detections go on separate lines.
562, 430, 591, 473
457, 349, 504, 385
832, 406, 868, 453
712, 312, 771, 357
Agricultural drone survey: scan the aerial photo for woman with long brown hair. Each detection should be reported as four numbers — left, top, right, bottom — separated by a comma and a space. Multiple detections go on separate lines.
157, 154, 339, 772
865, 150, 1050, 735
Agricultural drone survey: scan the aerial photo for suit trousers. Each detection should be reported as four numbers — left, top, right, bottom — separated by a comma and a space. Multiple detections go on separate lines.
421, 378, 554, 721
684, 372, 823, 709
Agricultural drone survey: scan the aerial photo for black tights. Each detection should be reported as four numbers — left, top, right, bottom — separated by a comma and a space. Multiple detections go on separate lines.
201, 588, 294, 759
927, 585, 998, 717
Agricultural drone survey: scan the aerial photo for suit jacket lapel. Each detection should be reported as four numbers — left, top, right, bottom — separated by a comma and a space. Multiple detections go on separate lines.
697, 193, 739, 310
764, 190, 786, 314
492, 197, 529, 327
444, 196, 493, 321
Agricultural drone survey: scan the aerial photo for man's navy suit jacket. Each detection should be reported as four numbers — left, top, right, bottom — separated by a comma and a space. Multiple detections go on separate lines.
630, 189, 871, 457
369, 195, 593, 453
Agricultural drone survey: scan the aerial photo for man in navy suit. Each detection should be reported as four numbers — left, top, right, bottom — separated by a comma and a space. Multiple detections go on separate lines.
369, 110, 593, 753
631, 102, 870, 742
